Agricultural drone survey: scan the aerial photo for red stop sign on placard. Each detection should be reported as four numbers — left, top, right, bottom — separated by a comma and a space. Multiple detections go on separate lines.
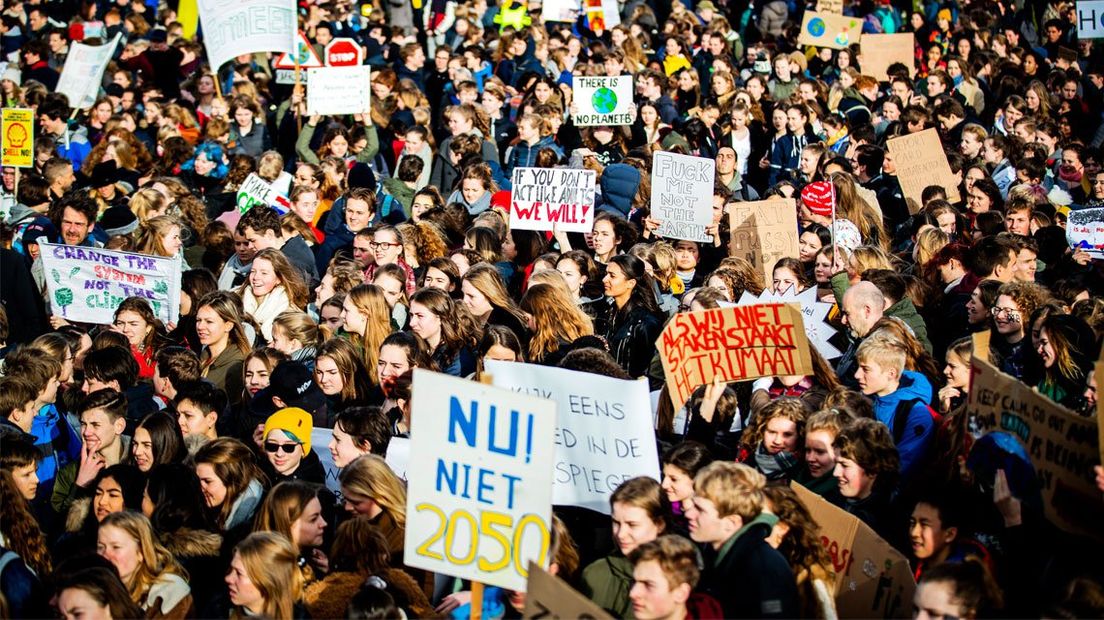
325, 38, 364, 67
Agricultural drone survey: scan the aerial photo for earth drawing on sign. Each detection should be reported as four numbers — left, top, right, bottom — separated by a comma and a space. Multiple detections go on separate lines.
592, 87, 618, 114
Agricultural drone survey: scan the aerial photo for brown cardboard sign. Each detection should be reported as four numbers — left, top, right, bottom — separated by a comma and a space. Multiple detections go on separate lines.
887, 128, 961, 212
523, 562, 614, 620
728, 198, 801, 285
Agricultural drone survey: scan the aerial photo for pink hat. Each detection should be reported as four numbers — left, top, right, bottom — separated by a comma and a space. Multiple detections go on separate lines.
801, 181, 835, 218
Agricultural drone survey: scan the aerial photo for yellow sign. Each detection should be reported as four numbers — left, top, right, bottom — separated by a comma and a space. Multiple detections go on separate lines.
1, 108, 34, 168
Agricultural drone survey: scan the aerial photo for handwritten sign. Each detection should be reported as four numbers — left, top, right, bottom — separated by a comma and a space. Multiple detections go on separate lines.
791, 484, 916, 619
728, 198, 800, 285
524, 563, 614, 619
573, 76, 634, 126
1066, 208, 1104, 259
485, 361, 658, 514
738, 287, 842, 360
816, 0, 843, 13
966, 357, 1104, 541
542, 0, 580, 22
404, 369, 557, 591
651, 152, 714, 242
40, 242, 182, 325
657, 303, 814, 410
887, 128, 960, 212
860, 34, 916, 81
510, 168, 596, 233
306, 65, 372, 116
1077, 0, 1104, 39
196, 0, 296, 70
311, 427, 341, 494
56, 33, 122, 110
1, 108, 33, 168
797, 11, 863, 49
237, 173, 291, 214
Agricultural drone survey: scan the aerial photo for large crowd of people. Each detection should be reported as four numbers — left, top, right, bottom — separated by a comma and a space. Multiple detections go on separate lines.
1, 0, 1104, 616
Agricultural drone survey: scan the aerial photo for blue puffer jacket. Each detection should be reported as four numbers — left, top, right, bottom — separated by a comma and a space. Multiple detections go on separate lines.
596, 164, 641, 217
871, 370, 935, 481
506, 135, 563, 175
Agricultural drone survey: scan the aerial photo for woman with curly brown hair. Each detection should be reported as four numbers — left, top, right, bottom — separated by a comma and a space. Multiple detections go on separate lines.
763, 485, 838, 619
738, 398, 807, 482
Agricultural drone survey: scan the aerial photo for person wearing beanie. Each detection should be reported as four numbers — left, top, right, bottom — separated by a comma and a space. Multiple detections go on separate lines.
261, 407, 326, 485
799, 181, 861, 253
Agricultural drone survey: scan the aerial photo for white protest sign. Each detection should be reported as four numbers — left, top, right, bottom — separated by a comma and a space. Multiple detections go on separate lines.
485, 360, 658, 514
311, 428, 342, 494
55, 33, 122, 110
573, 76, 634, 126
306, 65, 372, 116
738, 286, 842, 360
386, 437, 410, 481
404, 369, 557, 591
542, 0, 580, 21
40, 242, 182, 325
1066, 208, 1104, 259
651, 151, 715, 242
1078, 1, 1104, 39
236, 173, 291, 214
197, 0, 296, 70
510, 167, 596, 233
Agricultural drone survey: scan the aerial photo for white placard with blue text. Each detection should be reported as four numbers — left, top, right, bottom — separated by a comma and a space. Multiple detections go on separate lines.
404, 369, 556, 591
485, 361, 659, 514
40, 242, 182, 325
651, 151, 715, 242
1077, 1, 1104, 39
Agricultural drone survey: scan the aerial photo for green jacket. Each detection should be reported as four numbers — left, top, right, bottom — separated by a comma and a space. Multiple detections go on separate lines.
714, 512, 780, 566
52, 434, 132, 515
381, 177, 416, 212
581, 554, 635, 619
295, 121, 380, 166
831, 272, 932, 353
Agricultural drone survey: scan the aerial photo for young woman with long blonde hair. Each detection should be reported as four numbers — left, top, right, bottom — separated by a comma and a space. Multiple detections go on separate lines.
237, 248, 309, 342
226, 532, 304, 619
338, 455, 408, 561
461, 263, 530, 346
340, 284, 393, 384
97, 511, 192, 618
520, 283, 594, 363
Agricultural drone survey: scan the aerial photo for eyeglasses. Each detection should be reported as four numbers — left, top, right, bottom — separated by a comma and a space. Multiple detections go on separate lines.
991, 307, 1019, 317
369, 242, 401, 250
264, 442, 300, 454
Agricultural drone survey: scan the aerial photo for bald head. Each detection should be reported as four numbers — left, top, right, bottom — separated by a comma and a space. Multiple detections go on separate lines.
842, 281, 885, 338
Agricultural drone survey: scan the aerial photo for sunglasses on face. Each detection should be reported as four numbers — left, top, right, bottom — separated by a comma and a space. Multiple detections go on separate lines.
264, 442, 300, 454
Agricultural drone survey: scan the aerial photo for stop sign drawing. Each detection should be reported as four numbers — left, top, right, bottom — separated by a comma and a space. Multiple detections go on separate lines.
325, 38, 364, 67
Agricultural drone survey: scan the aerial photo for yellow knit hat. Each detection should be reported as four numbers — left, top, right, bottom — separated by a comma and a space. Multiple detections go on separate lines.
263, 407, 313, 455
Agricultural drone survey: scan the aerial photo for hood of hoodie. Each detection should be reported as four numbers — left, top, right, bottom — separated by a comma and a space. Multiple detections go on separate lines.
225, 478, 264, 530
5, 203, 43, 226
598, 164, 641, 216
872, 370, 933, 419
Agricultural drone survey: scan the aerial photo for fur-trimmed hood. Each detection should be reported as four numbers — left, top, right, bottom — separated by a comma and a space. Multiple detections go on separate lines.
160, 528, 222, 559
304, 569, 432, 619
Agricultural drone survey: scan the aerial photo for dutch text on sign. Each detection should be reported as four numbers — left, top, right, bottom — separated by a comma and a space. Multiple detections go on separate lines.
404, 370, 557, 591
657, 303, 814, 409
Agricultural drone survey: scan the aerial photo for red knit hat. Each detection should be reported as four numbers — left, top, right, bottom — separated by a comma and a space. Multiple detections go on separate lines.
801, 181, 835, 217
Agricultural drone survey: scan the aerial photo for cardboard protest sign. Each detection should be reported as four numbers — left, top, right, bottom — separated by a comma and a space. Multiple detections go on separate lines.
573, 76, 634, 126
197, 0, 296, 70
236, 173, 292, 214
965, 357, 1104, 541
311, 428, 341, 494
657, 303, 814, 410
404, 369, 557, 591
523, 563, 614, 619
40, 242, 182, 325
860, 34, 916, 81
485, 361, 658, 514
306, 65, 372, 116
797, 11, 863, 49
1066, 208, 1104, 259
55, 33, 122, 110
737, 287, 842, 360
887, 128, 960, 211
971, 329, 991, 364
816, 0, 843, 13
791, 484, 916, 618
542, 0, 580, 22
1077, 0, 1104, 39
510, 168, 596, 233
1, 108, 33, 168
727, 198, 800, 284
651, 152, 715, 242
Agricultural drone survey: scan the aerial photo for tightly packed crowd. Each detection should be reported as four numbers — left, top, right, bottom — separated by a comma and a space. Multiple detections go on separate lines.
1, 0, 1104, 617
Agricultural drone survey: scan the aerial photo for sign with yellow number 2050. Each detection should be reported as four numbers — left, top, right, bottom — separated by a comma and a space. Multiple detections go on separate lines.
403, 370, 558, 591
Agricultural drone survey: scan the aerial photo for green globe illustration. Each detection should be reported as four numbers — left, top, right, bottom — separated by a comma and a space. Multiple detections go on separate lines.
592, 87, 618, 114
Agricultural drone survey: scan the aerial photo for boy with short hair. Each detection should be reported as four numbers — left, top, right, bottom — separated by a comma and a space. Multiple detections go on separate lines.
83, 345, 162, 433
174, 380, 226, 445
0, 375, 42, 438
854, 333, 935, 482
628, 535, 721, 620
52, 389, 131, 514
0, 434, 43, 500
153, 346, 202, 401
683, 462, 798, 618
